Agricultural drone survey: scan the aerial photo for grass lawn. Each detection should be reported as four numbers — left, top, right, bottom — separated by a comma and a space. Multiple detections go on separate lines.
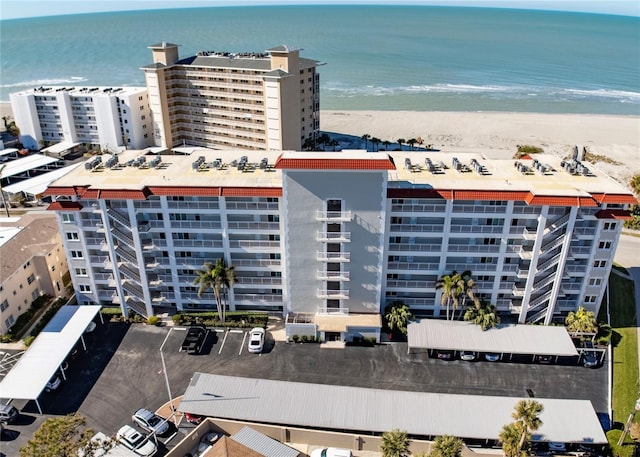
602, 272, 639, 455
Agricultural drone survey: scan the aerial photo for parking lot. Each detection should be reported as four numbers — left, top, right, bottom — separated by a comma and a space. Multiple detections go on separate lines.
0, 321, 608, 456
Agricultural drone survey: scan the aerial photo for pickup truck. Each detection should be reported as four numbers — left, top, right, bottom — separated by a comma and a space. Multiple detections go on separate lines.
181, 325, 207, 354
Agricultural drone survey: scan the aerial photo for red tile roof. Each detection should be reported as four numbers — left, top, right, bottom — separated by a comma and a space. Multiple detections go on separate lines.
590, 193, 637, 205
98, 189, 150, 200
274, 157, 396, 170
147, 186, 221, 196
220, 187, 282, 197
47, 201, 83, 211
595, 209, 634, 220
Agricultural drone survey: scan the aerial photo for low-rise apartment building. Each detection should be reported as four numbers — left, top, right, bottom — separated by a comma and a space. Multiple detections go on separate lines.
42, 148, 634, 340
10, 86, 152, 151
0, 214, 69, 335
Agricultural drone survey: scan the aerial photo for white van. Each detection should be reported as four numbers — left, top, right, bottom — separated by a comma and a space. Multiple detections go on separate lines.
311, 448, 353, 457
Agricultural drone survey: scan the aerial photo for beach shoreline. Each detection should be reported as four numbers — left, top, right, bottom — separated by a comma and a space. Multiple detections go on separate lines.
2, 102, 638, 188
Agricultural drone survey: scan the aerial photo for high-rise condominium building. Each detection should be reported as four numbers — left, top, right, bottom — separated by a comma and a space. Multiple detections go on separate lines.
142, 42, 321, 151
10, 87, 152, 152
43, 149, 634, 342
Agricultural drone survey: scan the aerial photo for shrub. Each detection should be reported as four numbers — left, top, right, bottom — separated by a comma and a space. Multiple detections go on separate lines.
100, 307, 122, 316
517, 145, 544, 154
146, 315, 159, 326
171, 314, 183, 324
291, 334, 300, 343
23, 335, 35, 347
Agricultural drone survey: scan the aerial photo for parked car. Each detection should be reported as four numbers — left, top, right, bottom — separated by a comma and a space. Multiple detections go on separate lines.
0, 404, 19, 423
460, 351, 477, 361
548, 442, 566, 452
536, 354, 553, 364
311, 448, 353, 457
116, 425, 157, 456
581, 341, 600, 368
484, 353, 501, 362
85, 321, 97, 333
248, 327, 265, 353
185, 412, 204, 425
181, 325, 207, 354
45, 374, 61, 392
436, 350, 454, 360
132, 408, 169, 435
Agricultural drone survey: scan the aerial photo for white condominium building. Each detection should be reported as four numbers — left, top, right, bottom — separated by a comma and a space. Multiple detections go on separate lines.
142, 42, 321, 151
43, 149, 634, 340
10, 86, 152, 151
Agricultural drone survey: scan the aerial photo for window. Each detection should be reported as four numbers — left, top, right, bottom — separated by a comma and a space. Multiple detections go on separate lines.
31, 289, 40, 300
79, 285, 91, 293
593, 260, 607, 268
71, 250, 84, 259
603, 222, 617, 230
589, 278, 602, 286
598, 241, 612, 249
584, 295, 597, 303
51, 265, 56, 272
62, 213, 75, 223
0, 299, 8, 312
75, 268, 88, 276
27, 274, 35, 285
23, 261, 30, 269
5, 315, 15, 329
66, 232, 80, 241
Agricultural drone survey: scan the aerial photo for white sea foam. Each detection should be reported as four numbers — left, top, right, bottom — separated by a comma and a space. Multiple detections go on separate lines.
0, 77, 88, 89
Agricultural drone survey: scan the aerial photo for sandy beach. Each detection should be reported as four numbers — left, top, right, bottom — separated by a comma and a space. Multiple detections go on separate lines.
2, 102, 638, 189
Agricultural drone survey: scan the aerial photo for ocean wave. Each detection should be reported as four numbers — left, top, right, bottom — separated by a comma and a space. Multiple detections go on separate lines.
324, 83, 640, 103
0, 77, 88, 89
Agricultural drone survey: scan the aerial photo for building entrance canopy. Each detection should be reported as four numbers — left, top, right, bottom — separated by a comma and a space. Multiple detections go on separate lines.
407, 319, 579, 356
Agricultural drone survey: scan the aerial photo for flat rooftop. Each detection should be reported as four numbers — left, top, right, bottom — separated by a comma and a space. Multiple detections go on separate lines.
179, 373, 607, 443
13, 86, 147, 97
45, 149, 633, 200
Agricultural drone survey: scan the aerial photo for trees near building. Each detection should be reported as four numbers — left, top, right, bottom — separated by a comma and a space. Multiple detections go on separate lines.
464, 302, 501, 330
430, 435, 464, 457
565, 306, 598, 334
193, 258, 236, 323
380, 429, 410, 457
384, 300, 413, 336
499, 400, 544, 457
19, 414, 99, 457
436, 271, 462, 320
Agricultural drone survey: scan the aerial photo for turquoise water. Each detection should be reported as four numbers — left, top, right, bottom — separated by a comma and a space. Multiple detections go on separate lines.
1, 5, 639, 114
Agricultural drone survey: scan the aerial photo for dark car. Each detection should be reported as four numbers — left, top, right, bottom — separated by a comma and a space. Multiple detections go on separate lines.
582, 341, 600, 368
536, 354, 553, 364
436, 350, 454, 360
181, 325, 207, 354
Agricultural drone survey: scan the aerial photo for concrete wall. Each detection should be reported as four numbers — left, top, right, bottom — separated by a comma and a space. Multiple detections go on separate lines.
9, 92, 41, 149
283, 170, 385, 315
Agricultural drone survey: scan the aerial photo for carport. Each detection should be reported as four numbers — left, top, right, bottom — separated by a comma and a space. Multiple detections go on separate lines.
407, 319, 579, 361
0, 305, 102, 413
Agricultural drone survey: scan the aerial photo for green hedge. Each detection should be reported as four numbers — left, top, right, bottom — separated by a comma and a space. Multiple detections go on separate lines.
2, 294, 53, 341
29, 297, 66, 338
174, 311, 268, 328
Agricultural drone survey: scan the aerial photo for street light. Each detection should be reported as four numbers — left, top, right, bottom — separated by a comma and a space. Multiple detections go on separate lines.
159, 327, 178, 426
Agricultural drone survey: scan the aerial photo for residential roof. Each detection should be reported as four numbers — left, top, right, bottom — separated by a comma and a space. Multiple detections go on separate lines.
1, 154, 60, 179
3, 163, 81, 197
231, 426, 299, 457
275, 151, 396, 170
0, 213, 61, 280
41, 141, 81, 155
179, 373, 606, 443
0, 305, 101, 401
206, 436, 263, 457
407, 319, 579, 356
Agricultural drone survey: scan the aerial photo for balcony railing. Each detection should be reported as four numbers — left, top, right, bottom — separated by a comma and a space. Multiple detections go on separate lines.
317, 270, 350, 281
316, 210, 352, 221
228, 240, 280, 249
451, 205, 506, 214
317, 307, 349, 315
226, 221, 280, 231
317, 232, 351, 242
317, 251, 350, 262
169, 220, 222, 230
390, 224, 445, 233
386, 280, 433, 289
317, 289, 350, 299
449, 225, 504, 234
388, 243, 441, 253
390, 204, 446, 213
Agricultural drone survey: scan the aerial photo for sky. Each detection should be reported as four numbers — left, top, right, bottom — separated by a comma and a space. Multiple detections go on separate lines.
1, 0, 639, 20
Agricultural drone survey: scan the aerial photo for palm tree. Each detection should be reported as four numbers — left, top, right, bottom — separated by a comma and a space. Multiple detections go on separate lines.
512, 400, 543, 452
396, 138, 405, 150
436, 271, 462, 320
431, 435, 464, 457
380, 429, 410, 457
565, 306, 597, 334
371, 137, 381, 152
361, 133, 371, 151
464, 302, 500, 330
382, 140, 391, 151
499, 422, 526, 457
193, 258, 235, 323
456, 270, 479, 320
407, 138, 417, 151
384, 301, 413, 336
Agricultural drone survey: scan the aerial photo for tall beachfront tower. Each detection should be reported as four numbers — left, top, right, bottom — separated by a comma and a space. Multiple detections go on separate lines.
142, 42, 321, 152
9, 87, 152, 151
43, 149, 634, 342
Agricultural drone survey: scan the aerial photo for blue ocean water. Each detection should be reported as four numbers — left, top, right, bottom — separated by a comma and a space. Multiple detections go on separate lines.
1, 5, 639, 114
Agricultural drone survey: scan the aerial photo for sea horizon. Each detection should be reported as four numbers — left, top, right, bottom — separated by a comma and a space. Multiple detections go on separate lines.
1, 5, 638, 115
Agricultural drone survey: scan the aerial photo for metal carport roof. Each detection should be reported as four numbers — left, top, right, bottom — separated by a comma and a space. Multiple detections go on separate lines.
179, 373, 606, 444
407, 319, 579, 356
3, 163, 81, 197
0, 305, 101, 412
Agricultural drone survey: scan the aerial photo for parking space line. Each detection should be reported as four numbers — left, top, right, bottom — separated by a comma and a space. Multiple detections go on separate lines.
239, 331, 248, 355
218, 329, 229, 354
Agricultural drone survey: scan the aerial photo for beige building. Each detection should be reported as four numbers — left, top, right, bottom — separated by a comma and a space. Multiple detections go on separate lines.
142, 43, 321, 151
0, 214, 69, 335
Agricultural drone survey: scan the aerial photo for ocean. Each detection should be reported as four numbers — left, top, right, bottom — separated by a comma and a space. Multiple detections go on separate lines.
1, 5, 639, 114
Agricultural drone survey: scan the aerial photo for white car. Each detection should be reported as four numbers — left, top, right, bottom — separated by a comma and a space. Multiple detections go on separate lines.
45, 374, 61, 392
311, 448, 353, 457
116, 425, 157, 456
248, 327, 265, 353
132, 408, 169, 435
85, 321, 97, 333
484, 353, 501, 362
460, 351, 477, 361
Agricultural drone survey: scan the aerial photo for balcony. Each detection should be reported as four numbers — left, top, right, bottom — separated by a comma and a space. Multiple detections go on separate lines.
317, 270, 350, 281
228, 240, 280, 249
449, 225, 504, 234
388, 243, 441, 253
522, 227, 538, 240
386, 280, 432, 289
387, 262, 439, 271
226, 221, 280, 231
317, 251, 350, 262
317, 289, 350, 299
390, 224, 444, 233
317, 231, 351, 242
317, 307, 349, 315
316, 210, 352, 222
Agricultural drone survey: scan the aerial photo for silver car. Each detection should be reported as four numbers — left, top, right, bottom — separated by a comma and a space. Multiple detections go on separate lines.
132, 408, 169, 435
117, 425, 157, 456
